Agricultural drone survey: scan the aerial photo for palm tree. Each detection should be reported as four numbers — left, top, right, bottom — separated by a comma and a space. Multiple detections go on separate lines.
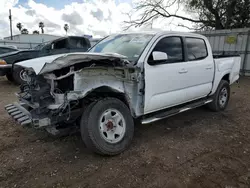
39, 22, 45, 34
21, 28, 29, 34
16, 23, 22, 33
33, 30, 39, 34
64, 24, 69, 34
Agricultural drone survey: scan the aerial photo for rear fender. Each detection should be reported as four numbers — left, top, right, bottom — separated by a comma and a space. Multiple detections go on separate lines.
210, 71, 230, 95
211, 57, 241, 95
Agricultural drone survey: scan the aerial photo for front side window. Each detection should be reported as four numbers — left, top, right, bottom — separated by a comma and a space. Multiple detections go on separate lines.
186, 38, 208, 61
148, 37, 184, 64
88, 34, 153, 62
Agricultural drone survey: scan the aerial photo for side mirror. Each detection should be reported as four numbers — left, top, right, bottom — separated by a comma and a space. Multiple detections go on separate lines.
152, 51, 168, 61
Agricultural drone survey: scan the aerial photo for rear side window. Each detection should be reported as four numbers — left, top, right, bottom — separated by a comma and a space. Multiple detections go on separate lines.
53, 39, 67, 49
69, 37, 90, 49
186, 38, 208, 61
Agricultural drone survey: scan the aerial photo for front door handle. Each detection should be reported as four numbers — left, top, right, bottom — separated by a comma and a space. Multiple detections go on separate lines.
206, 66, 213, 70
179, 69, 188, 74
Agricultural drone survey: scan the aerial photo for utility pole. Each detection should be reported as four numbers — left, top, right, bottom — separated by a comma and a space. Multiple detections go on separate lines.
9, 9, 13, 40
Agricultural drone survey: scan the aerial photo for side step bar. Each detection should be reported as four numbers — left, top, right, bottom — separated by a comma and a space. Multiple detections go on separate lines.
141, 98, 213, 124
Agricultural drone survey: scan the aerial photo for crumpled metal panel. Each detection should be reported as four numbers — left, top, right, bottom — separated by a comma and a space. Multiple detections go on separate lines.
68, 67, 142, 117
17, 52, 129, 75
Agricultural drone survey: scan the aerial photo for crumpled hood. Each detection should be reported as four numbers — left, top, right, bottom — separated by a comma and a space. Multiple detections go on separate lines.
16, 52, 129, 75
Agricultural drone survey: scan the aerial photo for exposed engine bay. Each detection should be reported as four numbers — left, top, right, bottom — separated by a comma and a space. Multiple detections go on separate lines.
7, 53, 141, 134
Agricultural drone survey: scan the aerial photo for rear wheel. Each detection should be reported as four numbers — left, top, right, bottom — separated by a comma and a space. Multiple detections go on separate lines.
208, 80, 230, 111
80, 98, 134, 155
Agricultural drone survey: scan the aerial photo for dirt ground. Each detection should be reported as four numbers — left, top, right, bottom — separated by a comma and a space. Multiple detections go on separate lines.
0, 77, 250, 188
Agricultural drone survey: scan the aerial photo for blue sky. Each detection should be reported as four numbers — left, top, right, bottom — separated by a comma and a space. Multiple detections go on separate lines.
16, 0, 133, 9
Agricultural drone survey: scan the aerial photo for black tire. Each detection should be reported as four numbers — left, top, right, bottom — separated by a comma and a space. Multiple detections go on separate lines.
12, 66, 25, 85
6, 72, 14, 82
80, 98, 134, 155
208, 80, 230, 112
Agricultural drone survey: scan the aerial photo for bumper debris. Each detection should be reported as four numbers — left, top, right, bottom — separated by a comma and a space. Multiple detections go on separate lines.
5, 102, 32, 125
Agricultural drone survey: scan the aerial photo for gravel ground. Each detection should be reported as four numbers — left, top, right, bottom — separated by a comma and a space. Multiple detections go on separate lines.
0, 76, 250, 188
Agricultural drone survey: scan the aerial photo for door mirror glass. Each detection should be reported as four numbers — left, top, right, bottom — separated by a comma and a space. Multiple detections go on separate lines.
152, 51, 168, 61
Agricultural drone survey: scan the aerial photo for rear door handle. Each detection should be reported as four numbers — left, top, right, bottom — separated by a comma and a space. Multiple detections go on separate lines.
179, 69, 188, 74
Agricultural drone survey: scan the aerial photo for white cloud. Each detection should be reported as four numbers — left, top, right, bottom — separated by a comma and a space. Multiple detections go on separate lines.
0, 0, 134, 38
0, 0, 190, 39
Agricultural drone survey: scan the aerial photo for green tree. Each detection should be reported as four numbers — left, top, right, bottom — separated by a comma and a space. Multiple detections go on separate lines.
185, 0, 250, 29
64, 24, 69, 34
16, 22, 22, 33
33, 30, 39, 34
125, 0, 250, 30
21, 28, 29, 34
39, 22, 45, 33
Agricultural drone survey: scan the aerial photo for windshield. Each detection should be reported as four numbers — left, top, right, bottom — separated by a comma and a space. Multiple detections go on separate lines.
88, 34, 153, 62
34, 41, 50, 50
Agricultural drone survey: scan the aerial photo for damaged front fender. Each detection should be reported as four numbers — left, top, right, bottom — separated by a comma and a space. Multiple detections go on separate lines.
72, 67, 140, 116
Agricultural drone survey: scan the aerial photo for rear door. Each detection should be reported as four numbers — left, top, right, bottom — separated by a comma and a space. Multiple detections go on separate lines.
144, 35, 214, 114
184, 37, 214, 96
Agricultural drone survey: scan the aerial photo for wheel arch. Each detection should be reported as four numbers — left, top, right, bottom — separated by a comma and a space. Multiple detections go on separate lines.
211, 71, 231, 95
222, 73, 230, 83
79, 85, 136, 117
11, 58, 31, 72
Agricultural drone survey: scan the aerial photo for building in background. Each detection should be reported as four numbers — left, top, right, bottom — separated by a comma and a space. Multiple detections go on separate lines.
1, 34, 61, 49
4, 34, 61, 43
1, 33, 102, 49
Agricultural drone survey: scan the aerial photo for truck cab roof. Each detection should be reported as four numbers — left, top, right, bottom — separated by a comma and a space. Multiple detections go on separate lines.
110, 30, 206, 39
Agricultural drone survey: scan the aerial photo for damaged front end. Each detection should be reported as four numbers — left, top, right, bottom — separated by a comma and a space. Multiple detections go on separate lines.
5, 53, 141, 134
5, 68, 85, 133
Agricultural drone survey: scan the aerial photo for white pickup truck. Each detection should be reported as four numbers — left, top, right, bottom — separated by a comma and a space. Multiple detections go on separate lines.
5, 31, 241, 155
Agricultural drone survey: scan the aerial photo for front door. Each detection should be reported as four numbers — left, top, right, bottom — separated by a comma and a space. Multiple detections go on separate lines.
144, 36, 214, 114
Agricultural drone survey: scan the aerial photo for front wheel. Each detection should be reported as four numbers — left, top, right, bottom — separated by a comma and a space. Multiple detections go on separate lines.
208, 80, 230, 111
12, 66, 25, 85
81, 98, 134, 155
6, 72, 14, 82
